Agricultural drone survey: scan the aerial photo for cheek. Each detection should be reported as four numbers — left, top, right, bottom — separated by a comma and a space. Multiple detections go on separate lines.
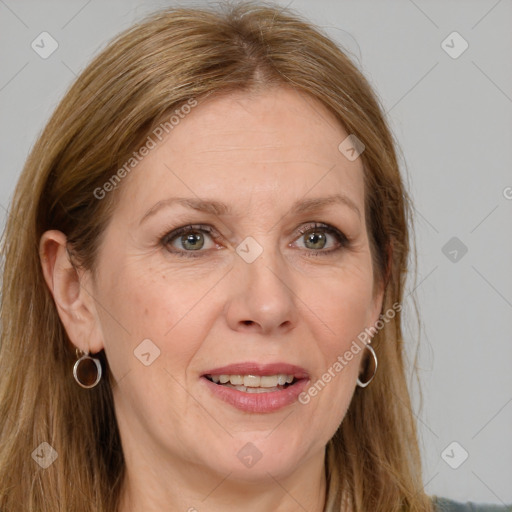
95, 260, 215, 381
300, 254, 374, 418
96, 263, 215, 437
311, 258, 376, 353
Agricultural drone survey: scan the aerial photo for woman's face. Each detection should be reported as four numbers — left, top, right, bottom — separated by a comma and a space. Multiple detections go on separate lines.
86, 87, 383, 482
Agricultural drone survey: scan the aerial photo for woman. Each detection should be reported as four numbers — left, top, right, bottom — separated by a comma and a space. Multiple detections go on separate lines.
0, 3, 509, 511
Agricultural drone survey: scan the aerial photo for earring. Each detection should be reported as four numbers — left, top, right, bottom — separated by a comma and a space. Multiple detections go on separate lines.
356, 343, 378, 388
73, 349, 102, 388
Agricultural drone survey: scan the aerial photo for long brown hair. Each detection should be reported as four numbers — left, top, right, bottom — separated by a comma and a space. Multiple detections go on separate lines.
0, 3, 430, 511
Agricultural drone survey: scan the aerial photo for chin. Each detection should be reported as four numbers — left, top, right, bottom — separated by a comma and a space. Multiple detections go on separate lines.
202, 437, 311, 482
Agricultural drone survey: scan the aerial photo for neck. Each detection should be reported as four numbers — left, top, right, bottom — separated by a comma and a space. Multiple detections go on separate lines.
118, 449, 328, 512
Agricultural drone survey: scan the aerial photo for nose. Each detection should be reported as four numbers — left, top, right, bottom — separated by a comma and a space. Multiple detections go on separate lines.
224, 245, 299, 336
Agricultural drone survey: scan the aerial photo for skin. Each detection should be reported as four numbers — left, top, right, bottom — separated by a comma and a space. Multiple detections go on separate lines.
40, 86, 384, 512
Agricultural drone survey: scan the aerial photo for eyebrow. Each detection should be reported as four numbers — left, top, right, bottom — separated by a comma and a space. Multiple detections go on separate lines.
139, 193, 361, 225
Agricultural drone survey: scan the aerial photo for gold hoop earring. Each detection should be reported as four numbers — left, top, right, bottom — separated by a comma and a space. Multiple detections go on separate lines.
73, 349, 102, 389
357, 343, 377, 388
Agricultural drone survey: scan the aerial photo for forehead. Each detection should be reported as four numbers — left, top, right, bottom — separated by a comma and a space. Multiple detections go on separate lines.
115, 86, 365, 220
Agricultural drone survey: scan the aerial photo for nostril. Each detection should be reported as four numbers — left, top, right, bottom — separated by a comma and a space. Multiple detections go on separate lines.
242, 320, 254, 326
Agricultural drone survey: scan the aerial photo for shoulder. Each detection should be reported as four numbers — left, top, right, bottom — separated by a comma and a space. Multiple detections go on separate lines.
432, 496, 512, 512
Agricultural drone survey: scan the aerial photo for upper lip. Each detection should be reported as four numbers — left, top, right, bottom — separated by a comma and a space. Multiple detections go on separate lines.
202, 362, 309, 379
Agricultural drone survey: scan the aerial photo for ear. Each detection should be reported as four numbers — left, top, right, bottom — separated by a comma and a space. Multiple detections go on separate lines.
367, 243, 392, 331
39, 230, 104, 354
368, 278, 385, 330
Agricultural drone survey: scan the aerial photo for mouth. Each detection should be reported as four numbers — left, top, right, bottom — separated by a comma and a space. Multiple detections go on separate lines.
200, 363, 310, 413
204, 373, 299, 393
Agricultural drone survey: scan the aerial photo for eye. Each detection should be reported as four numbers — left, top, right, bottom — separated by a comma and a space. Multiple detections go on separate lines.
159, 222, 350, 258
161, 224, 218, 256
292, 223, 349, 255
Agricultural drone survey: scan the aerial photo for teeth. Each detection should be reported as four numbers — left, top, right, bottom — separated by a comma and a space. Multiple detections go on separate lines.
209, 374, 295, 388
224, 384, 283, 393
230, 375, 244, 385
244, 375, 260, 387
260, 376, 276, 387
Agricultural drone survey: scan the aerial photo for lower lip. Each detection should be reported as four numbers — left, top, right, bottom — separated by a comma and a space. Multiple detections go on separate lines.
201, 376, 309, 413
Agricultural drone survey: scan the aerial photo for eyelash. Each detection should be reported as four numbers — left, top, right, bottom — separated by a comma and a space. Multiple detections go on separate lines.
159, 223, 350, 258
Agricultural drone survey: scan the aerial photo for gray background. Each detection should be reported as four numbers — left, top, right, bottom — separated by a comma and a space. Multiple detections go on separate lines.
1, 0, 511, 505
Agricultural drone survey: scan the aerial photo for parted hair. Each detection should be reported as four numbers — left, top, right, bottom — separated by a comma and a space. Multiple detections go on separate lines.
0, 2, 431, 511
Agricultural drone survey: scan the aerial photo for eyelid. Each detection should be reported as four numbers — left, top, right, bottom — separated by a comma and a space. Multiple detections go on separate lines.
161, 224, 216, 244
292, 222, 349, 250
160, 224, 220, 257
160, 221, 349, 257
295, 222, 346, 238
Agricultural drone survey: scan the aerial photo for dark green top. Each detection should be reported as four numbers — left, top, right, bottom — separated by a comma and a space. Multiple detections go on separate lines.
432, 496, 512, 511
